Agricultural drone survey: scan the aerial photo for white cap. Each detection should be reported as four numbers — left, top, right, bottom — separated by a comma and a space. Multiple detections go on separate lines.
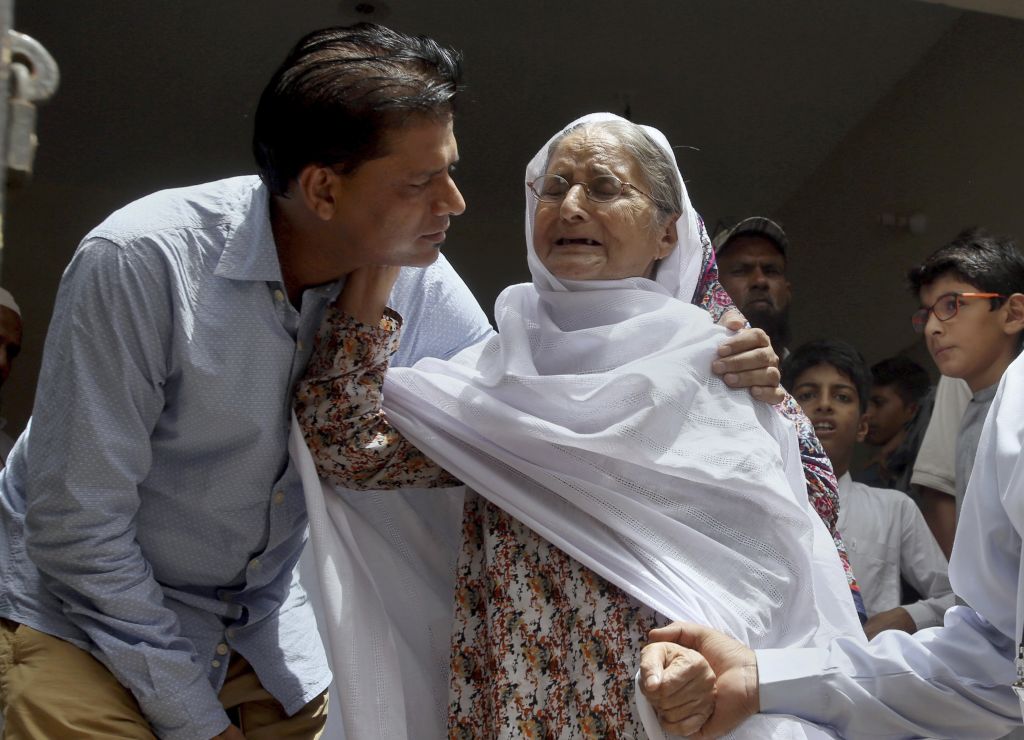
0, 288, 20, 317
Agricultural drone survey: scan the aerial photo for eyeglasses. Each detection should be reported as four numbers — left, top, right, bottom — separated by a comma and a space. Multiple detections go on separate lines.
527, 174, 655, 204
911, 291, 1007, 333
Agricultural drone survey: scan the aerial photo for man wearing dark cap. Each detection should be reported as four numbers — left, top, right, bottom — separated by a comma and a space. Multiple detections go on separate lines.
713, 217, 792, 356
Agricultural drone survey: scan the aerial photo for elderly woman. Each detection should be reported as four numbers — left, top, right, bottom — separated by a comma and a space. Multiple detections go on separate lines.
294, 113, 863, 739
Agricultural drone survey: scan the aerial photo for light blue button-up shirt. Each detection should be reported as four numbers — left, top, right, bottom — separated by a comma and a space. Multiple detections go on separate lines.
0, 175, 492, 739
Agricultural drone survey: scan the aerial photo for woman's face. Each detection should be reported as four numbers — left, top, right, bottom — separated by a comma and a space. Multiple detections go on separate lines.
532, 129, 677, 281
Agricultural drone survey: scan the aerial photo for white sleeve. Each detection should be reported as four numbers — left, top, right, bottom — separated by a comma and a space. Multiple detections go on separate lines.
757, 606, 1020, 739
897, 496, 954, 630
949, 353, 1024, 643
758, 356, 1024, 739
911, 375, 971, 494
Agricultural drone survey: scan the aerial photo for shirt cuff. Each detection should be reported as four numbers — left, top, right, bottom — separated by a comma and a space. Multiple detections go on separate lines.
756, 647, 831, 715
140, 672, 231, 740
307, 305, 403, 378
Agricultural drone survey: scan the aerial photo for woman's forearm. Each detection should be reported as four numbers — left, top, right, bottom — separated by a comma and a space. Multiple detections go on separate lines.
295, 305, 459, 490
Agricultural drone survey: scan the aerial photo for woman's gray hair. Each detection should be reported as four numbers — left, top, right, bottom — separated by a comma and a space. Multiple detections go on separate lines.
546, 119, 683, 223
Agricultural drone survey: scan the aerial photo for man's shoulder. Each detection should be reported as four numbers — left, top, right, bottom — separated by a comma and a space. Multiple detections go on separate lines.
86, 175, 263, 248
390, 253, 494, 366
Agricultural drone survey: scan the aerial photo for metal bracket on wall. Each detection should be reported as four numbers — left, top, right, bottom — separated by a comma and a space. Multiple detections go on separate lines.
7, 30, 59, 175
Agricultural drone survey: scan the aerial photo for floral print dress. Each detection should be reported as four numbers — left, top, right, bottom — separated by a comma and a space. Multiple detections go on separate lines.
295, 243, 858, 740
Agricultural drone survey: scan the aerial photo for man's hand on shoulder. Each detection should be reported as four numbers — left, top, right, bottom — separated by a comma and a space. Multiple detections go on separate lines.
648, 622, 760, 738
713, 309, 784, 404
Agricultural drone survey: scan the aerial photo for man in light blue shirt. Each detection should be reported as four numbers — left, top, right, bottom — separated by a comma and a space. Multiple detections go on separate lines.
0, 24, 491, 740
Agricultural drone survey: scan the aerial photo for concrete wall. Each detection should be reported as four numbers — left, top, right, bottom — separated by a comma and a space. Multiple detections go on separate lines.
776, 11, 1024, 367
2, 0, 1006, 436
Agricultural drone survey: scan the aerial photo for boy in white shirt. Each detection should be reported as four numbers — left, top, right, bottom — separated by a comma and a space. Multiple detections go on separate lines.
783, 339, 953, 640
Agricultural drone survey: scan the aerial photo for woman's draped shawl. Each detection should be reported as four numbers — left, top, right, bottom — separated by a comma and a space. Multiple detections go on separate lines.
294, 113, 862, 740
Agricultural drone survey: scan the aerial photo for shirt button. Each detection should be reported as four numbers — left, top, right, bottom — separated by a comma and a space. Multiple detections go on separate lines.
248, 558, 260, 570
211, 659, 221, 668
216, 643, 229, 655
296, 339, 306, 352
273, 491, 286, 505
274, 289, 285, 302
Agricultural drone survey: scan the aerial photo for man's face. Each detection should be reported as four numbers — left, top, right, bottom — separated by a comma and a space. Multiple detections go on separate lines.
791, 362, 866, 478
0, 306, 22, 389
864, 384, 917, 447
323, 116, 466, 272
716, 235, 791, 326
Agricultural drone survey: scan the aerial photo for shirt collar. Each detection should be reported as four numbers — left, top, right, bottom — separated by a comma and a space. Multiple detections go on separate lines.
971, 382, 999, 403
215, 180, 285, 284
837, 471, 852, 500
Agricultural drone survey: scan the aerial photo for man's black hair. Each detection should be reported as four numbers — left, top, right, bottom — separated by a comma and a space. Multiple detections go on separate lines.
907, 227, 1024, 304
869, 356, 931, 408
253, 23, 463, 195
782, 339, 871, 413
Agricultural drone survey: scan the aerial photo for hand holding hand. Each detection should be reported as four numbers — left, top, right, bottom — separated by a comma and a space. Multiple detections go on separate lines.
648, 622, 760, 739
336, 265, 403, 326
639, 640, 716, 737
713, 310, 784, 404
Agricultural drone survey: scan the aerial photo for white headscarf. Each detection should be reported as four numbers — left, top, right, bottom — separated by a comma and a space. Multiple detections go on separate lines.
523, 112, 704, 302
295, 114, 861, 740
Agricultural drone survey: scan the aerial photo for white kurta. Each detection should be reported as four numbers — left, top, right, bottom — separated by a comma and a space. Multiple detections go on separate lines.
757, 352, 1024, 739
836, 473, 953, 628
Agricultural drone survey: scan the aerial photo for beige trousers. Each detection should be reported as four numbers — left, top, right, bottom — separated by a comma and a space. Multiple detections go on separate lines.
0, 619, 328, 739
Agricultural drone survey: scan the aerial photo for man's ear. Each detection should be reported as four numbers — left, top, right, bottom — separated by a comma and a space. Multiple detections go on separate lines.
296, 164, 338, 221
856, 413, 869, 443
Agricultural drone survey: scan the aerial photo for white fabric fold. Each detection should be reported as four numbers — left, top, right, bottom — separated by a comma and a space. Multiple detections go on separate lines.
295, 418, 465, 740
380, 287, 860, 739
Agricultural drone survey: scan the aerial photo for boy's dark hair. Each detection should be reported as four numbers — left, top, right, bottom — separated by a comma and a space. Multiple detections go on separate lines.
253, 23, 463, 195
907, 228, 1024, 305
782, 339, 871, 413
870, 355, 931, 407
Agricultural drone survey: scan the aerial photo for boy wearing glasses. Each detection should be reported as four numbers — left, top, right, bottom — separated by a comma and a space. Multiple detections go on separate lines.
909, 228, 1024, 524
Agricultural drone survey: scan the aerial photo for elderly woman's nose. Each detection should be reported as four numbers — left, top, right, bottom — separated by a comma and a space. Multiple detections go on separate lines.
559, 184, 590, 219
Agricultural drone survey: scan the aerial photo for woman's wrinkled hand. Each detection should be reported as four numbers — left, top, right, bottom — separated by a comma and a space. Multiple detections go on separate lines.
336, 265, 403, 326
639, 641, 717, 737
713, 309, 784, 404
